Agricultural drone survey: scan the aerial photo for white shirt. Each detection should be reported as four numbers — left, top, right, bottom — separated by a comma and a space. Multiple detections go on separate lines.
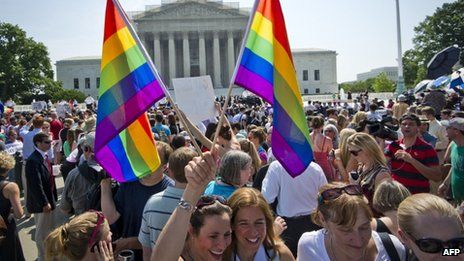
297, 229, 407, 261
428, 119, 449, 150
261, 161, 327, 217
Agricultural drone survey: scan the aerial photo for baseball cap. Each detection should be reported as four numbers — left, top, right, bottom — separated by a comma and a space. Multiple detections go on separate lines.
443, 117, 464, 131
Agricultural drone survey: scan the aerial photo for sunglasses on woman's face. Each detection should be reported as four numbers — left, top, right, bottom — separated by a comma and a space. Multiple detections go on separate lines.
196, 195, 227, 210
319, 184, 363, 204
88, 211, 106, 251
349, 149, 362, 156
408, 233, 464, 254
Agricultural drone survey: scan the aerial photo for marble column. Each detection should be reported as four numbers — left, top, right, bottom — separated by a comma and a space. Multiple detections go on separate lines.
227, 31, 235, 81
168, 32, 176, 80
213, 31, 222, 88
153, 33, 162, 74
199, 32, 206, 75
183, 32, 190, 77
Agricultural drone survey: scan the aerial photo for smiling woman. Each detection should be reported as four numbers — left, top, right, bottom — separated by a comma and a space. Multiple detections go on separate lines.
297, 182, 407, 261
226, 188, 294, 261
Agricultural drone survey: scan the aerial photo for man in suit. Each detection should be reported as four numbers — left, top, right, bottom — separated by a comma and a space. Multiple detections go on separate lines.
26, 132, 57, 260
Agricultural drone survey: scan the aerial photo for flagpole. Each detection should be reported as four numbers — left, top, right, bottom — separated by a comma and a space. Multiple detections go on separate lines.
112, 0, 203, 155
210, 0, 260, 150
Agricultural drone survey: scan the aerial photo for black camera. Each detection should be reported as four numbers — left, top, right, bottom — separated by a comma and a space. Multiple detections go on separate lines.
363, 116, 399, 141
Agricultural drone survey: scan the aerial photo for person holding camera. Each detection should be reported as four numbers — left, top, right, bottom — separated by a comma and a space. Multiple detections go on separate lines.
385, 114, 442, 194
346, 133, 391, 213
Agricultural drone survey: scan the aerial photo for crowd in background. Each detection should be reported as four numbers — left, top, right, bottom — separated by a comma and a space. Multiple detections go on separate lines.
0, 88, 463, 260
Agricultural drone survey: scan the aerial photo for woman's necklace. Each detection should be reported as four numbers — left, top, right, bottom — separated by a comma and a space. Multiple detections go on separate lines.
329, 233, 366, 261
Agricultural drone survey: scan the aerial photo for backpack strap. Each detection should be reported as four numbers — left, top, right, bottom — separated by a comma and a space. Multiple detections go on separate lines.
0, 180, 8, 193
379, 232, 400, 261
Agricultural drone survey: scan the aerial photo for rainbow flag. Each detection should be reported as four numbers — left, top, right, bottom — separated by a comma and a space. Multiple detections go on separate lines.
95, 0, 165, 182
234, 0, 313, 177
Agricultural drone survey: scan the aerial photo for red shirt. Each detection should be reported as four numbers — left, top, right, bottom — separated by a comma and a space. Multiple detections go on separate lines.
385, 137, 439, 194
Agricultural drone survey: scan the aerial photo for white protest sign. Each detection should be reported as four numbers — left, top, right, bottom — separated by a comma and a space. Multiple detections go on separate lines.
31, 102, 44, 111
172, 76, 216, 125
56, 103, 72, 118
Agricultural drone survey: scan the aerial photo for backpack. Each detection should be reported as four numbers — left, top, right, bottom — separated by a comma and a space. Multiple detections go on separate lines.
0, 181, 9, 245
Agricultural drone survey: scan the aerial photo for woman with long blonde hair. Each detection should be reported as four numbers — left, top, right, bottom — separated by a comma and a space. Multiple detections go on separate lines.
330, 128, 357, 182
347, 133, 391, 212
226, 188, 294, 261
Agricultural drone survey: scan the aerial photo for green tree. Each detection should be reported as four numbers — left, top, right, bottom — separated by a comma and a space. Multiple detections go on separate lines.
402, 0, 464, 84
372, 73, 395, 92
0, 22, 60, 101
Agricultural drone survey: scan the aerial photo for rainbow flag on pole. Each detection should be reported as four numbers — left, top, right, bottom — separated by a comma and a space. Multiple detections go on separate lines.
95, 0, 165, 182
234, 0, 313, 177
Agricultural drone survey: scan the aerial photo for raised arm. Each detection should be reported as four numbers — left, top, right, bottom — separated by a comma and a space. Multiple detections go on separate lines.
151, 152, 217, 261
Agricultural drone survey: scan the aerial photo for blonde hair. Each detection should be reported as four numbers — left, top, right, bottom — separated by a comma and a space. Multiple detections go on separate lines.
398, 194, 464, 237
0, 151, 15, 175
373, 180, 411, 213
338, 129, 356, 168
351, 111, 367, 125
45, 212, 110, 260
347, 133, 387, 167
239, 139, 262, 172
227, 188, 281, 258
313, 182, 373, 229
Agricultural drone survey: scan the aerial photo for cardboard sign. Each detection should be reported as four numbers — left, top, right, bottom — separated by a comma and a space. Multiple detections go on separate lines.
172, 76, 216, 125
31, 102, 44, 111
56, 103, 72, 118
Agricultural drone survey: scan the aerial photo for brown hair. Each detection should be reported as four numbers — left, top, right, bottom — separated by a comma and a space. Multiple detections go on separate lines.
227, 188, 281, 258
249, 127, 266, 144
312, 182, 373, 229
156, 141, 173, 166
190, 198, 232, 236
311, 116, 325, 129
168, 147, 198, 183
32, 115, 45, 129
45, 212, 110, 260
373, 180, 411, 213
239, 139, 261, 173
421, 106, 436, 117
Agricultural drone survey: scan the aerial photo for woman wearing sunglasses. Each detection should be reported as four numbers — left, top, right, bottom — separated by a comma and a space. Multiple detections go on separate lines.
398, 193, 464, 261
346, 133, 391, 213
153, 151, 234, 261
298, 183, 406, 261
226, 187, 294, 261
45, 211, 114, 260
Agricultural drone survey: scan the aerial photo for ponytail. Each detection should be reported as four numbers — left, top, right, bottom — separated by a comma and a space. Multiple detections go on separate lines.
44, 212, 108, 260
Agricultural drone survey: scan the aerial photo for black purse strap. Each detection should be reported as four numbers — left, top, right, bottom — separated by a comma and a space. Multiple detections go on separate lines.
379, 232, 400, 261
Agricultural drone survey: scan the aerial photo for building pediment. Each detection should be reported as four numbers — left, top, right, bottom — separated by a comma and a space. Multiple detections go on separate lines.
133, 1, 248, 21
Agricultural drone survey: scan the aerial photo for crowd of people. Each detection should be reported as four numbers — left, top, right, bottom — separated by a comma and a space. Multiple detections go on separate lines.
0, 88, 463, 261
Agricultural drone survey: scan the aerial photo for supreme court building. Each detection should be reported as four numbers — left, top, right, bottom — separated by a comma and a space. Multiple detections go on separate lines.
57, 0, 338, 98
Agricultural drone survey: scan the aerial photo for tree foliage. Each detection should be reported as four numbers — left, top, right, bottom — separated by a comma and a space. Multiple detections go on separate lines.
403, 0, 464, 85
0, 22, 65, 102
340, 78, 375, 93
372, 73, 395, 92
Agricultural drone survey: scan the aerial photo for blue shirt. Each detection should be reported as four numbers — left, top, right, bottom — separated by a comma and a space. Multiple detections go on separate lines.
153, 123, 171, 136
422, 132, 437, 148
20, 127, 42, 160
204, 180, 237, 199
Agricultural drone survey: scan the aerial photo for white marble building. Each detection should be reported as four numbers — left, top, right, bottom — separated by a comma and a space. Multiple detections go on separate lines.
357, 66, 398, 82
56, 0, 338, 98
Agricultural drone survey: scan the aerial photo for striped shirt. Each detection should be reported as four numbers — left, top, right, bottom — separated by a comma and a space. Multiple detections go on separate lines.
385, 137, 439, 194
138, 186, 184, 248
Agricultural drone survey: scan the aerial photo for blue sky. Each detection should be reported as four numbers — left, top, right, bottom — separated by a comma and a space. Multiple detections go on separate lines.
0, 0, 455, 82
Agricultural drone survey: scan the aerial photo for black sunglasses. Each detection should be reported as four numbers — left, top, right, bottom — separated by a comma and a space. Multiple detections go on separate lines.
42, 140, 52, 144
408, 233, 464, 254
349, 149, 362, 156
196, 195, 227, 210
319, 185, 363, 204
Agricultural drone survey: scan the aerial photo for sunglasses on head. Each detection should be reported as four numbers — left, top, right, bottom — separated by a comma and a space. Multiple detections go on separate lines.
319, 184, 363, 204
349, 149, 362, 156
196, 195, 227, 210
88, 211, 106, 252
408, 233, 464, 254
